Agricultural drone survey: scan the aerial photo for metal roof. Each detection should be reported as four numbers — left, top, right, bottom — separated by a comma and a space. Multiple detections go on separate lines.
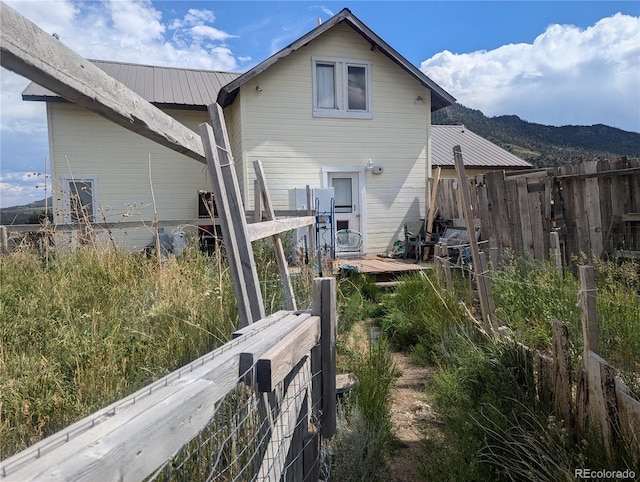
432, 125, 532, 169
24, 9, 454, 113
22, 60, 240, 108
217, 8, 456, 112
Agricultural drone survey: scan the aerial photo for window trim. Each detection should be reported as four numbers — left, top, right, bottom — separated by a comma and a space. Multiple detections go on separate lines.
312, 56, 372, 119
61, 175, 98, 223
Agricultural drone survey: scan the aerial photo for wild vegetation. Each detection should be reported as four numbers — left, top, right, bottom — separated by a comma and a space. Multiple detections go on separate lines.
2, 236, 638, 479
381, 259, 639, 480
0, 237, 314, 459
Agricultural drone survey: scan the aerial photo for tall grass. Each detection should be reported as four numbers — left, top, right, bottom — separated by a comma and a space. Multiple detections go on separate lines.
331, 339, 398, 482
379, 258, 640, 480
0, 239, 315, 459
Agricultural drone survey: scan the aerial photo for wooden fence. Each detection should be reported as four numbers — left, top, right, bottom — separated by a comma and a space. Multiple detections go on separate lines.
435, 158, 640, 264
433, 238, 640, 462
0, 278, 336, 481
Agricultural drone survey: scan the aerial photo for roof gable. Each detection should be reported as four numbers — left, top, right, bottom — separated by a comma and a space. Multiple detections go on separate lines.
217, 8, 455, 112
432, 125, 532, 169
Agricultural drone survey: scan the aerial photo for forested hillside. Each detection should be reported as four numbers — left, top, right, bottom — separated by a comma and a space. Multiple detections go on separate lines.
433, 103, 640, 167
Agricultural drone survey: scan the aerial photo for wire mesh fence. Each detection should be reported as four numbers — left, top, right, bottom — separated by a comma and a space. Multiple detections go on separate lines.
1, 286, 337, 482
148, 352, 329, 482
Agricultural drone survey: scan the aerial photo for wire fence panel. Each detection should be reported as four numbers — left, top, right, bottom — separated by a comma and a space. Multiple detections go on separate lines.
1, 308, 333, 482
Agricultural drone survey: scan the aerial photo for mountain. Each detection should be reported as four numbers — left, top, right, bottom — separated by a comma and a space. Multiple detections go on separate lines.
0, 197, 53, 225
432, 103, 640, 167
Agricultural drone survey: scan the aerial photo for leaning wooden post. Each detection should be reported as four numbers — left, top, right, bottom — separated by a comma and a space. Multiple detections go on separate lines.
422, 166, 442, 261
254, 160, 297, 311
579, 265, 598, 362
453, 146, 495, 330
312, 277, 337, 438
254, 179, 262, 223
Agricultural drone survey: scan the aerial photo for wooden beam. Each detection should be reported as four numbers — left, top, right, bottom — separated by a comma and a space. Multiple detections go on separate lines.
0, 2, 205, 163
253, 159, 297, 310
246, 216, 315, 242
256, 316, 320, 392
312, 277, 337, 438
0, 315, 290, 481
555, 166, 640, 180
203, 104, 265, 325
422, 166, 441, 261
453, 146, 497, 331
579, 265, 598, 361
201, 122, 254, 327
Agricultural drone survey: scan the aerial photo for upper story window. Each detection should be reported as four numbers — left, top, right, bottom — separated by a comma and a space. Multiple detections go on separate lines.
312, 57, 372, 118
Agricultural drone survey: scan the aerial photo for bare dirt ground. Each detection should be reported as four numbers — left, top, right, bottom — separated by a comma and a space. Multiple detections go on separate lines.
388, 351, 438, 481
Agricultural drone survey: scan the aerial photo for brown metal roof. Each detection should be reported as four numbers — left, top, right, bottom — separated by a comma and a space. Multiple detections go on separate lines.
22, 59, 240, 108
217, 8, 456, 112
432, 125, 532, 169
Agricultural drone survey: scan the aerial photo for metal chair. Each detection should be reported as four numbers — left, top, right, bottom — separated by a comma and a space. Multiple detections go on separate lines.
335, 229, 363, 255
404, 220, 439, 262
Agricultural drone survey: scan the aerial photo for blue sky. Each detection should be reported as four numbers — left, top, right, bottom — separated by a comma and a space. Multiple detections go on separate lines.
1, 0, 639, 208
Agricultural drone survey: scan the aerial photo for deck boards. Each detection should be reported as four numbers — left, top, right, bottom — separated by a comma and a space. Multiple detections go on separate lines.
332, 256, 430, 275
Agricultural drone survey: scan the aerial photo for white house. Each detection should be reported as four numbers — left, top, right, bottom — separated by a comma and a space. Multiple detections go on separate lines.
23, 8, 457, 254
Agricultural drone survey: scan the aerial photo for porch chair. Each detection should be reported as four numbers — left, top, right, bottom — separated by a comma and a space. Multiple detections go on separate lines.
404, 220, 439, 262
335, 229, 363, 256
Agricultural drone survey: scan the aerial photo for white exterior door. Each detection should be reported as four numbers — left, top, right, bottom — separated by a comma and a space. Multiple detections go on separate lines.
328, 172, 360, 233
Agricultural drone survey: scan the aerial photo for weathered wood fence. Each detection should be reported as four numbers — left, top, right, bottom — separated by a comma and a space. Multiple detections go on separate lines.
433, 237, 640, 462
0, 278, 337, 481
436, 158, 640, 264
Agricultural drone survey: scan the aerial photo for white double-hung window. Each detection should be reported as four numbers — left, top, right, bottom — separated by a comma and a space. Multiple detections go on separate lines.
312, 56, 372, 118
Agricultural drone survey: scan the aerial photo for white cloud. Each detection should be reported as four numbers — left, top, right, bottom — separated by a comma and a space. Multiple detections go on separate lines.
1, 0, 244, 206
421, 13, 640, 132
190, 25, 236, 42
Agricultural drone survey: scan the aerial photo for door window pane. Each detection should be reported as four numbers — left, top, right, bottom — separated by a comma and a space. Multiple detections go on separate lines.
332, 178, 353, 213
347, 65, 366, 111
316, 63, 336, 109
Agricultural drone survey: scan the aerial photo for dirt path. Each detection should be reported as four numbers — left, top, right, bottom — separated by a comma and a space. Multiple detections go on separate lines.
388, 352, 437, 481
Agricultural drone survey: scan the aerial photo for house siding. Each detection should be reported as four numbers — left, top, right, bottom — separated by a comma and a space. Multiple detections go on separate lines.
48, 103, 211, 250
231, 23, 433, 253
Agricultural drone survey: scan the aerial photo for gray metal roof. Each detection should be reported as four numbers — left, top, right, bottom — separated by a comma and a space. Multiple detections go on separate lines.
22, 60, 240, 108
432, 125, 532, 169
217, 8, 456, 111
24, 9, 454, 113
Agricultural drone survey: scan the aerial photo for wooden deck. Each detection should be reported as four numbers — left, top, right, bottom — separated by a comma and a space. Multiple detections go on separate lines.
331, 255, 431, 278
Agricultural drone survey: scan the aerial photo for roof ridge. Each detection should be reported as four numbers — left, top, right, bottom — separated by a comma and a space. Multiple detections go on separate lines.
88, 58, 240, 75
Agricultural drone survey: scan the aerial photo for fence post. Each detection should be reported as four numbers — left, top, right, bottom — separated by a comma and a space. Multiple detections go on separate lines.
579, 266, 598, 361
312, 277, 337, 439
453, 146, 495, 331
549, 231, 562, 274
0, 226, 8, 254
552, 319, 574, 426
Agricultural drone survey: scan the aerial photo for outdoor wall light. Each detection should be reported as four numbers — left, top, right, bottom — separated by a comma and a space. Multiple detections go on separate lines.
255, 85, 263, 92
366, 159, 374, 171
